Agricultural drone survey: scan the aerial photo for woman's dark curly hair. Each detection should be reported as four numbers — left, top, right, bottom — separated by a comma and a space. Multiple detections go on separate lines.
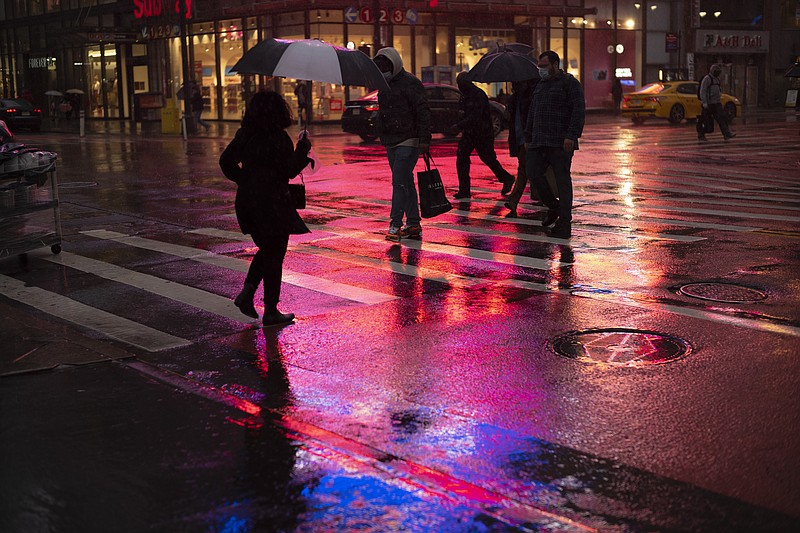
241, 90, 293, 131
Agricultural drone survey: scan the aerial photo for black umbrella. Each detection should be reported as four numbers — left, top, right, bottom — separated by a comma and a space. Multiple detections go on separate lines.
465, 48, 539, 83
231, 38, 389, 91
784, 63, 800, 78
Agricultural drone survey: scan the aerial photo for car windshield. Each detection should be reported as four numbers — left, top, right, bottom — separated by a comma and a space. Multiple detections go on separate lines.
637, 83, 669, 94
1, 99, 32, 109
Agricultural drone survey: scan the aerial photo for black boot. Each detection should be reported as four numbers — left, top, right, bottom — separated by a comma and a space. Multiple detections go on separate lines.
263, 307, 295, 327
234, 282, 259, 319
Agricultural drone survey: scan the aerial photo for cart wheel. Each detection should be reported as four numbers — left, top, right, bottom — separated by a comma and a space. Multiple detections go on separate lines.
51, 244, 62, 254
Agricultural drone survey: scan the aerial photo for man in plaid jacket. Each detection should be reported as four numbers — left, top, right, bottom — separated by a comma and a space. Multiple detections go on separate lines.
525, 50, 585, 239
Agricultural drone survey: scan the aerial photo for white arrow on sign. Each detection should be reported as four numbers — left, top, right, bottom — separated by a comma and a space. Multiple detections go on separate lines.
406, 8, 418, 25
344, 7, 358, 23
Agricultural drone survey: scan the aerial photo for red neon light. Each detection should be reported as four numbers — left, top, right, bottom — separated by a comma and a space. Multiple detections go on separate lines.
133, 0, 192, 20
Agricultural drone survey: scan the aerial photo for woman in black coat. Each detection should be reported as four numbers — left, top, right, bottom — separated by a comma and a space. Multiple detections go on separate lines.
220, 90, 311, 327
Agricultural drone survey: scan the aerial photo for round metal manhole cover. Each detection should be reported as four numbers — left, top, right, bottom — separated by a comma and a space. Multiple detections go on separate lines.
679, 282, 767, 303
551, 328, 691, 367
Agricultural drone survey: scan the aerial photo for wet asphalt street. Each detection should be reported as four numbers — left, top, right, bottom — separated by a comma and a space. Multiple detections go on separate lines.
1, 110, 799, 532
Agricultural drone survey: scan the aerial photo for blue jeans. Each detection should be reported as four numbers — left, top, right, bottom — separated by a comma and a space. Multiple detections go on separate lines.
387, 145, 421, 228
193, 110, 209, 129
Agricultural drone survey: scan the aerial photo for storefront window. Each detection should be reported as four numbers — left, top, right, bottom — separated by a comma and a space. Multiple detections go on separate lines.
218, 19, 245, 120
192, 30, 217, 120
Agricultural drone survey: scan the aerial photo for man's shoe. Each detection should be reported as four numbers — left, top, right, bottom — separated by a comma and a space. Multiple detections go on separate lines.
724, 132, 736, 140
453, 191, 471, 200
399, 225, 422, 239
263, 311, 295, 327
548, 221, 572, 239
698, 135, 707, 141
501, 178, 513, 196
541, 209, 559, 227
386, 226, 402, 242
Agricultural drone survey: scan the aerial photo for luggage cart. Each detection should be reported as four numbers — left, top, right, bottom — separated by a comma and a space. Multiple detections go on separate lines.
0, 157, 62, 266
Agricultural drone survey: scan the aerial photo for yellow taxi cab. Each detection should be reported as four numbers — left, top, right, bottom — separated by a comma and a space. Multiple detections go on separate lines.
622, 80, 741, 125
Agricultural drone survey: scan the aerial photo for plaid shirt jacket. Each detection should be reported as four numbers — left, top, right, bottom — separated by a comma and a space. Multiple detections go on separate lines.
525, 71, 585, 150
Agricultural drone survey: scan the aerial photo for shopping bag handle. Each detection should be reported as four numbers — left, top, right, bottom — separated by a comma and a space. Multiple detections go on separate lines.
422, 152, 436, 171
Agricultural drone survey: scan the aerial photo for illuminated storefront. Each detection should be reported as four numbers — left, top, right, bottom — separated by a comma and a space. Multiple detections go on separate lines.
4, 1, 627, 125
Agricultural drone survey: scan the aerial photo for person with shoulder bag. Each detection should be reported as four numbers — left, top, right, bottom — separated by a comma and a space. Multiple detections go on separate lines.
698, 64, 736, 141
219, 90, 312, 327
373, 47, 431, 242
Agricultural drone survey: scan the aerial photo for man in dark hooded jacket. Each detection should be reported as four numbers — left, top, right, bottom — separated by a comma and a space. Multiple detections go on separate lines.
452, 72, 515, 199
374, 47, 431, 242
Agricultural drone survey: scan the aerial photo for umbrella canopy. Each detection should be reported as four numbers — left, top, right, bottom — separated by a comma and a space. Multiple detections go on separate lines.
785, 63, 800, 78
465, 48, 539, 83
45, 90, 63, 97
231, 38, 389, 91
503, 43, 535, 56
66, 88, 85, 94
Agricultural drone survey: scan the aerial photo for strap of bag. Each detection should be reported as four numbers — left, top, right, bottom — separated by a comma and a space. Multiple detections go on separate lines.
422, 152, 436, 171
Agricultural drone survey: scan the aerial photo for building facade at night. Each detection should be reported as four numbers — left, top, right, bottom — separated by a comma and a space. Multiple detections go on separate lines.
0, 1, 796, 124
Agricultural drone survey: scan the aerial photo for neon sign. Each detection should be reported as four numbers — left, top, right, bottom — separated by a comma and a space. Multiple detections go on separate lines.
133, 0, 193, 20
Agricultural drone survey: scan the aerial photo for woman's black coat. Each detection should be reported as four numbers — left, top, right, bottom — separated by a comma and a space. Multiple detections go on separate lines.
219, 126, 310, 237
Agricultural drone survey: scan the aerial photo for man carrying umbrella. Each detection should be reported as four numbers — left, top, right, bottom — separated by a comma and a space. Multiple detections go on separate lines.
452, 72, 515, 199
373, 47, 431, 242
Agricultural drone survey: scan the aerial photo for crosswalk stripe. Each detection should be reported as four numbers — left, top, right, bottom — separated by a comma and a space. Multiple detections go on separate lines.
303, 224, 570, 270
0, 273, 191, 352
40, 251, 255, 324
80, 230, 397, 305
321, 200, 706, 243
188, 228, 483, 289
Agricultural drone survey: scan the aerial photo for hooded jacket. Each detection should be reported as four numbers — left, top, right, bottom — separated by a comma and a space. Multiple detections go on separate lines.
455, 73, 493, 138
374, 47, 431, 148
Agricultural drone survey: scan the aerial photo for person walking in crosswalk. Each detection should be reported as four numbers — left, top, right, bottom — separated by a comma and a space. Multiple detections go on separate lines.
220, 90, 312, 327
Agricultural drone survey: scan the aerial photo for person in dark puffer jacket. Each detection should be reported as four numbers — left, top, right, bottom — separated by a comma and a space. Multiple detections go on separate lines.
373, 47, 431, 242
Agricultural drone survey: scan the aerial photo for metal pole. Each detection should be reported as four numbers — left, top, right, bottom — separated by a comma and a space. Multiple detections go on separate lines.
179, 1, 191, 137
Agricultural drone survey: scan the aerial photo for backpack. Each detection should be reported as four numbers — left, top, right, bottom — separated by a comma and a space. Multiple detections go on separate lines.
697, 76, 719, 101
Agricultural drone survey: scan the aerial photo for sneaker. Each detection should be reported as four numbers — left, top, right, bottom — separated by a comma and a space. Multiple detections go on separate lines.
501, 178, 513, 196
548, 221, 572, 239
724, 132, 736, 140
541, 209, 559, 227
386, 226, 402, 242
399, 225, 422, 238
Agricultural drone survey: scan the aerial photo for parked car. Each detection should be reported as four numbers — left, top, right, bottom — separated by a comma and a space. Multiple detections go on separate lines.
0, 99, 42, 131
342, 83, 507, 142
622, 81, 741, 125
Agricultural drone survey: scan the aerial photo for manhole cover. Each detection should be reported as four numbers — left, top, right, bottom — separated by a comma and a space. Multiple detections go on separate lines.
551, 328, 691, 367
679, 282, 767, 303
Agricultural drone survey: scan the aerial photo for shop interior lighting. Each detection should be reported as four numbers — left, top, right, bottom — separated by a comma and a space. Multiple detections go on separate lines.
634, 3, 641, 8
699, 11, 707, 17
625, 19, 635, 28
714, 11, 721, 17
650, 4, 657, 10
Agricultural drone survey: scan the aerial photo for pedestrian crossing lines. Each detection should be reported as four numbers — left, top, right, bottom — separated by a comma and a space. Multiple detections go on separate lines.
5, 154, 800, 355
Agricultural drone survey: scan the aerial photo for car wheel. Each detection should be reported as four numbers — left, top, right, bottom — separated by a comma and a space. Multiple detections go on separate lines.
490, 112, 503, 138
724, 102, 737, 121
631, 117, 646, 125
359, 134, 378, 142
668, 104, 685, 124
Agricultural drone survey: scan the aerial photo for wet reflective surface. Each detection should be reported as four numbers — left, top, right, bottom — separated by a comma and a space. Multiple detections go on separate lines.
1, 111, 800, 530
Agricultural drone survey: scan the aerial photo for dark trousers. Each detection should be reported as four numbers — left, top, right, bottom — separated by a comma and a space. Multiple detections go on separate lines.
526, 146, 574, 223
245, 233, 290, 309
456, 134, 513, 193
709, 103, 732, 137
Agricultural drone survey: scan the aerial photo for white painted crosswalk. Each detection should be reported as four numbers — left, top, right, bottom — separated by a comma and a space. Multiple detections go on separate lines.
2, 141, 799, 354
